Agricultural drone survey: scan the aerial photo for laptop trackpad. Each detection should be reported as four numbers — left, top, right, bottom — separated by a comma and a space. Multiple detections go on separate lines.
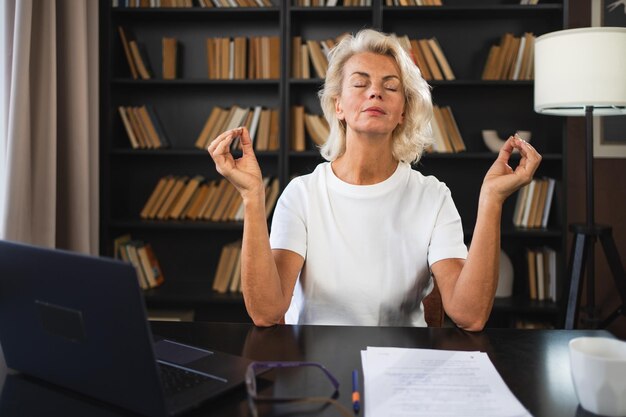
154, 339, 213, 366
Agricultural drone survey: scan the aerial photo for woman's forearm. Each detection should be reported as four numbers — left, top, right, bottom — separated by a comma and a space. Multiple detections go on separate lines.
449, 193, 502, 330
239, 190, 287, 326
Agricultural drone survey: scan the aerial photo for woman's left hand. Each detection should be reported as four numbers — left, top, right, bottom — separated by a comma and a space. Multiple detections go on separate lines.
481, 134, 542, 204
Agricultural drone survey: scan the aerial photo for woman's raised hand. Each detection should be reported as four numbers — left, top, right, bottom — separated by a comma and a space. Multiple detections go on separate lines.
207, 127, 264, 199
481, 134, 542, 204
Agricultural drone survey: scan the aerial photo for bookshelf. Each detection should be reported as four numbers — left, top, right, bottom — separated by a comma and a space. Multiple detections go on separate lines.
100, 0, 567, 326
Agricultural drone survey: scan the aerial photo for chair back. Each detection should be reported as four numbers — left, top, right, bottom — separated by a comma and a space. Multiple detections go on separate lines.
423, 280, 444, 327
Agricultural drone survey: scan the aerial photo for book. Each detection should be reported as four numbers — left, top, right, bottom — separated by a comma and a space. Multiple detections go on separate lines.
429, 106, 448, 152
162, 37, 177, 79
432, 106, 453, 152
410, 39, 432, 80
306, 40, 328, 78
304, 113, 330, 146
228, 245, 242, 293
137, 106, 162, 148
118, 26, 138, 79
291, 105, 306, 151
128, 40, 152, 80
147, 176, 177, 219
113, 234, 132, 259
201, 180, 228, 220
140, 176, 169, 219
125, 107, 149, 148
440, 106, 465, 152
418, 39, 443, 80
156, 176, 187, 220
541, 178, 556, 228
268, 109, 280, 150
145, 105, 170, 147
124, 241, 150, 290
196, 107, 223, 149
427, 38, 455, 80
137, 244, 164, 288
482, 45, 500, 80
527, 249, 537, 300
292, 36, 302, 78
169, 175, 204, 219
118, 106, 140, 148
264, 177, 280, 218
255, 108, 271, 151
184, 183, 211, 220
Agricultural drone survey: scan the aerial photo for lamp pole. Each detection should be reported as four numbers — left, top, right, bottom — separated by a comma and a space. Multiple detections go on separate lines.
583, 106, 597, 325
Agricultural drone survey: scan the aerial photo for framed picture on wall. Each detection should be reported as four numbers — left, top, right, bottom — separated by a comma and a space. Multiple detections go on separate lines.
592, 0, 626, 158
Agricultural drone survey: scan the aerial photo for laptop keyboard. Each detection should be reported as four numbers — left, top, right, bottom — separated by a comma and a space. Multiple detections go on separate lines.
158, 362, 216, 396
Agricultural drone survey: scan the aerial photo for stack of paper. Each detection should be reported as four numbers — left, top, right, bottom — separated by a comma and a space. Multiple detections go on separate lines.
361, 347, 531, 417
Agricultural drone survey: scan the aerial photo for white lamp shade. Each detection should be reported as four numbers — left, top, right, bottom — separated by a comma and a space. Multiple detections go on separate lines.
534, 27, 626, 116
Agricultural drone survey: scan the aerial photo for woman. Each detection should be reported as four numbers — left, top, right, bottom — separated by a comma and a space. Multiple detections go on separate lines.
208, 29, 541, 330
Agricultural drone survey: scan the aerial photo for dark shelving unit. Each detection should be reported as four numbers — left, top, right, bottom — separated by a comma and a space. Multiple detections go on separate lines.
100, 0, 567, 326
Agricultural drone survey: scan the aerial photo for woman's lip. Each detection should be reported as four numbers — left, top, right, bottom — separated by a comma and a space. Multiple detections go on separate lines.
364, 107, 386, 114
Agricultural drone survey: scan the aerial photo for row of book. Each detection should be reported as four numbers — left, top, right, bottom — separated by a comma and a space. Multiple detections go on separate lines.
291, 34, 454, 82
140, 176, 280, 221
114, 0, 541, 6
113, 0, 272, 7
207, 36, 280, 80
290, 106, 330, 151
119, 105, 170, 149
199, 0, 273, 6
212, 240, 243, 293
526, 247, 557, 302
482, 32, 536, 81
194, 105, 280, 151
114, 235, 165, 290
396, 35, 455, 81
118, 27, 152, 80
295, 0, 371, 6
512, 177, 555, 229
290, 35, 341, 79
385, 0, 442, 5
426, 105, 466, 153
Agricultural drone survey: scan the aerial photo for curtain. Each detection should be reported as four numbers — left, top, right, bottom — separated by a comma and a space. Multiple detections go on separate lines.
0, 0, 99, 254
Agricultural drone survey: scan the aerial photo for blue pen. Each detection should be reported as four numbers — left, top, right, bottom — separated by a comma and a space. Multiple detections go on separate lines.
352, 369, 360, 414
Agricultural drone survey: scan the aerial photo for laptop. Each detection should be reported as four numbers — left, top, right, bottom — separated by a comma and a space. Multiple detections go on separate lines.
0, 240, 254, 417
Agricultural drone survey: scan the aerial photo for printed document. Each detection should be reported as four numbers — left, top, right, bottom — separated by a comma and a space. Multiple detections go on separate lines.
361, 347, 532, 417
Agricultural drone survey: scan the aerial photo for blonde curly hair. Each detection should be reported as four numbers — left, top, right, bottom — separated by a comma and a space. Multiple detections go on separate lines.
318, 29, 433, 164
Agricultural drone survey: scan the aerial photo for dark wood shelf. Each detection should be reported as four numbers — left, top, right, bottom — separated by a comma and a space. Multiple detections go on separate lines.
111, 149, 280, 157
112, 78, 280, 86
101, 0, 567, 325
289, 150, 562, 161
382, 4, 563, 14
289, 78, 535, 87
109, 219, 244, 231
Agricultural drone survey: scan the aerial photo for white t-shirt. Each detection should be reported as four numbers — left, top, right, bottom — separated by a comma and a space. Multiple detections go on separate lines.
269, 162, 468, 326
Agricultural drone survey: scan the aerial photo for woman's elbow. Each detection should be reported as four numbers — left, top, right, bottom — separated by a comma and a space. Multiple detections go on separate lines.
247, 307, 285, 327
456, 319, 487, 332
448, 309, 489, 332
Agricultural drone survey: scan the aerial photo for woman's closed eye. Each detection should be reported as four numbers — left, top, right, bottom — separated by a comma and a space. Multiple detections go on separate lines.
384, 82, 400, 91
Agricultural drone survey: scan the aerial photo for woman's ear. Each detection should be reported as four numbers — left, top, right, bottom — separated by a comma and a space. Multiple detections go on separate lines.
334, 97, 344, 120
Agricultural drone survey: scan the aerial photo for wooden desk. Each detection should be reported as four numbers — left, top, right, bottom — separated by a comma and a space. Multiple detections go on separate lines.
0, 322, 614, 417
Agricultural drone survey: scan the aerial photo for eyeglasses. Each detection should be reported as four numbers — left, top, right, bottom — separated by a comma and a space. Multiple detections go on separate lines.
245, 361, 353, 417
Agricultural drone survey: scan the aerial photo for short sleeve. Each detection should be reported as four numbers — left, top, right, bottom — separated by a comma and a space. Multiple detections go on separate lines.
269, 178, 307, 259
427, 187, 468, 266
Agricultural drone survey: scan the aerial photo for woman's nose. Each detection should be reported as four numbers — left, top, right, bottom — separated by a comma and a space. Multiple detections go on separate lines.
368, 86, 382, 99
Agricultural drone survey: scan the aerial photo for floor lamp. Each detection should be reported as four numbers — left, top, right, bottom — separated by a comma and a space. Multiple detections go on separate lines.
534, 27, 626, 330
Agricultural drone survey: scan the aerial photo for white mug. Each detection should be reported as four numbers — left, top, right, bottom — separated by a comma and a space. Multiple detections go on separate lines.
569, 337, 626, 417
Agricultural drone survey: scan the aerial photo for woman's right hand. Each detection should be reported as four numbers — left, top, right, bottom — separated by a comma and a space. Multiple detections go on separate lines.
207, 126, 264, 199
